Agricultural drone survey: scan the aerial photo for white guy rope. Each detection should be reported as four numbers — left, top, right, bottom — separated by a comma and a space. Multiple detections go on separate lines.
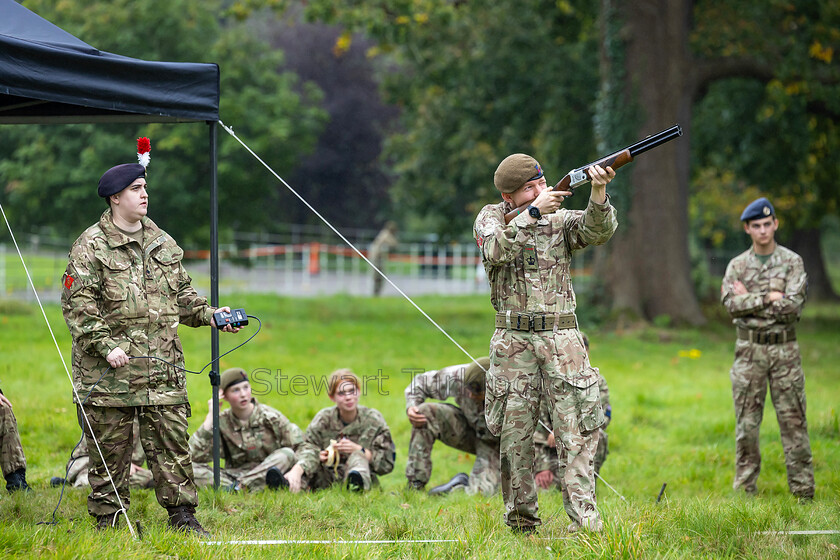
219, 121, 486, 372
1, 202, 137, 539
758, 530, 840, 536
202, 538, 458, 546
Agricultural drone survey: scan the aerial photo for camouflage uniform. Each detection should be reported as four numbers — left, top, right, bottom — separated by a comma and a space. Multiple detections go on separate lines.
62, 209, 214, 518
474, 196, 617, 530
369, 225, 397, 296
0, 389, 27, 479
404, 363, 501, 495
721, 245, 814, 498
535, 371, 611, 488
66, 416, 154, 489
189, 399, 303, 491
295, 405, 395, 491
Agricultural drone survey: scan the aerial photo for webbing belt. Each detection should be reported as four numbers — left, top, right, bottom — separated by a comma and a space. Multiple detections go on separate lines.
494, 312, 577, 332
737, 327, 796, 344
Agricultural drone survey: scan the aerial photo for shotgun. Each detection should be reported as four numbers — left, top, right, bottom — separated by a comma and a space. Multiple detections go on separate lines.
504, 124, 683, 224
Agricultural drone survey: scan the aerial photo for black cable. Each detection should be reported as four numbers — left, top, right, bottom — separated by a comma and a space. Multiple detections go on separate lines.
39, 315, 261, 526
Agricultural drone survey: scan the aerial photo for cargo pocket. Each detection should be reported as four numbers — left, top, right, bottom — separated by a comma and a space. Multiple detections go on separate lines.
484, 368, 509, 437
94, 251, 131, 317
578, 382, 605, 434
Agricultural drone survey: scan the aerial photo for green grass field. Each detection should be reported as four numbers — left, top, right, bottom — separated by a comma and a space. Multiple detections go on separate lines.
1, 293, 838, 559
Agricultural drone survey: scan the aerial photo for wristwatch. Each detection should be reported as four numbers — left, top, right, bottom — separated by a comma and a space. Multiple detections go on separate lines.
527, 205, 541, 219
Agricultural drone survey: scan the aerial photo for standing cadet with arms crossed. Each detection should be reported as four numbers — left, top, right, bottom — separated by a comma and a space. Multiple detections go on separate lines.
721, 197, 814, 500
474, 154, 617, 533
61, 146, 240, 534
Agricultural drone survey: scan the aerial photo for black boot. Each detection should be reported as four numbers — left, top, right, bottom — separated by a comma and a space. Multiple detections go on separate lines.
428, 472, 469, 496
50, 476, 67, 488
167, 505, 210, 538
346, 470, 365, 492
266, 467, 289, 491
406, 480, 426, 491
5, 468, 31, 493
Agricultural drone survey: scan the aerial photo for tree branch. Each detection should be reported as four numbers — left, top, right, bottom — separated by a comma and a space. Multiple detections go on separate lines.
690, 57, 774, 102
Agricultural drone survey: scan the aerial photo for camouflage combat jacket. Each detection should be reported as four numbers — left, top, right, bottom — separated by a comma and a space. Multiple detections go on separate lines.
474, 197, 617, 314
61, 209, 214, 407
296, 405, 395, 477
404, 363, 497, 443
189, 399, 303, 469
721, 245, 807, 331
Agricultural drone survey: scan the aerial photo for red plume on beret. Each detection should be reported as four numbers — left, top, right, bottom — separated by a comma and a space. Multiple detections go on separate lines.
137, 137, 151, 168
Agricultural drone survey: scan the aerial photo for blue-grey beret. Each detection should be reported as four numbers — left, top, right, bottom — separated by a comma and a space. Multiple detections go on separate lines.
98, 163, 146, 198
740, 197, 775, 222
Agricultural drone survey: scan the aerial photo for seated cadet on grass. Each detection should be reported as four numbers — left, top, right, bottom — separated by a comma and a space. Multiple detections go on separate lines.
1, 389, 31, 493
404, 356, 501, 496
52, 416, 153, 490
284, 369, 395, 493
189, 368, 303, 491
534, 334, 611, 492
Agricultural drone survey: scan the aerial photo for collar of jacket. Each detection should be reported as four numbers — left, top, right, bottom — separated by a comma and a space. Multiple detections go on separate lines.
98, 209, 165, 251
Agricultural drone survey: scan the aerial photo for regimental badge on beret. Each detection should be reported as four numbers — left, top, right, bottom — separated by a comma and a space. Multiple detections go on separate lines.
740, 197, 775, 222
220, 367, 249, 392
98, 137, 152, 198
494, 154, 544, 194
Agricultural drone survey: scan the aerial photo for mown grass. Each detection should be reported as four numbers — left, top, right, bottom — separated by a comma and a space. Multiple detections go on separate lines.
1, 292, 839, 559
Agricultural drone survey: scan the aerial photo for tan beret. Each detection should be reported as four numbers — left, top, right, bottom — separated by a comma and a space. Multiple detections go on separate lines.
494, 154, 544, 193
463, 356, 491, 390
220, 367, 248, 392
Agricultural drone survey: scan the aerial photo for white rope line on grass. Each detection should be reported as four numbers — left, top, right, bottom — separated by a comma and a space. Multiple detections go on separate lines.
202, 538, 458, 546
218, 120, 486, 373
0, 202, 137, 539
758, 530, 840, 536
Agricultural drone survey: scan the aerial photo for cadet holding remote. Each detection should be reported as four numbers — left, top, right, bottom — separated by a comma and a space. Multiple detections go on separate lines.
61, 139, 240, 536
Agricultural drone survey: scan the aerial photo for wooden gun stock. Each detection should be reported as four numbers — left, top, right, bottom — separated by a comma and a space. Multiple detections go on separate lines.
503, 124, 682, 224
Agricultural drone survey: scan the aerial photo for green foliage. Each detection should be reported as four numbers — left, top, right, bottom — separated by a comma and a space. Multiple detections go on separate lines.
0, 0, 326, 245
1, 293, 839, 557
252, 0, 602, 239
690, 1, 840, 246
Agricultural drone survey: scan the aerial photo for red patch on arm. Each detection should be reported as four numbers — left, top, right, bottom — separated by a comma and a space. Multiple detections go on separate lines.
64, 275, 74, 289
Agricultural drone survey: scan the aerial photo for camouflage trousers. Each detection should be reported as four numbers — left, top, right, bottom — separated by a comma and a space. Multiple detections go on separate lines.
372, 258, 386, 296
0, 401, 26, 477
405, 402, 501, 496
487, 329, 604, 529
66, 454, 154, 490
303, 449, 375, 491
730, 339, 814, 498
539, 427, 608, 491
192, 447, 296, 491
78, 404, 198, 517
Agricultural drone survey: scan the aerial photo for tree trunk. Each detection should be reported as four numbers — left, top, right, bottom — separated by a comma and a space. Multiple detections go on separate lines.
601, 0, 706, 325
785, 228, 840, 302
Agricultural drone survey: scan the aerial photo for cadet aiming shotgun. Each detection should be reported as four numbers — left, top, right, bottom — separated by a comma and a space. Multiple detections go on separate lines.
504, 124, 683, 224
